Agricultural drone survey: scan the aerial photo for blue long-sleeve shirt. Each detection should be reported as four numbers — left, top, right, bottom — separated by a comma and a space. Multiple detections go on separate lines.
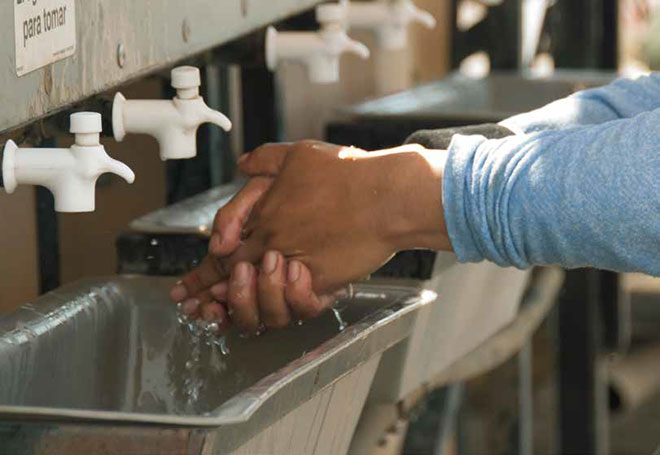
443, 73, 660, 275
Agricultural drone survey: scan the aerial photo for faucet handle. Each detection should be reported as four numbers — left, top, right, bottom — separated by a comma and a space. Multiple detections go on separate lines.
70, 112, 102, 134
171, 66, 202, 99
70, 112, 102, 146
316, 3, 347, 25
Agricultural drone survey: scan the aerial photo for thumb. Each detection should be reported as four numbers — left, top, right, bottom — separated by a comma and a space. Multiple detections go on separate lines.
210, 177, 273, 257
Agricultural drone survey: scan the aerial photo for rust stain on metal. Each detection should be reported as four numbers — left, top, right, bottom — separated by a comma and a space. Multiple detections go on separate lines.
31, 425, 207, 455
42, 67, 53, 97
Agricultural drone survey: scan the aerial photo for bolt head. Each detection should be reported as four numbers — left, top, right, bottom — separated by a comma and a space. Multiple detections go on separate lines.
117, 42, 126, 68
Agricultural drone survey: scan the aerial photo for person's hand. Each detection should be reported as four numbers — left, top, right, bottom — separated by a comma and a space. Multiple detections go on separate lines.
171, 141, 451, 334
229, 141, 451, 332
170, 143, 337, 333
234, 141, 451, 289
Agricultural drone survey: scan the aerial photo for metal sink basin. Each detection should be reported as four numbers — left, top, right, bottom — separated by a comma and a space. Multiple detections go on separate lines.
0, 276, 434, 427
342, 70, 616, 123
128, 181, 244, 236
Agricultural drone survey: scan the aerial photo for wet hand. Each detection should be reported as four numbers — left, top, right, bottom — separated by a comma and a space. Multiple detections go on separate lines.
170, 140, 450, 335
170, 143, 339, 334
224, 141, 449, 332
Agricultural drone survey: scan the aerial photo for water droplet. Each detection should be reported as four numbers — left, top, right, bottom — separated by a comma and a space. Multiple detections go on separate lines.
331, 307, 347, 331
187, 321, 202, 337
205, 322, 220, 335
218, 337, 230, 355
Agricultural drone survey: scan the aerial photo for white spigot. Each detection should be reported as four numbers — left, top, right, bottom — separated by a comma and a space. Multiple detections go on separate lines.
265, 3, 371, 84
112, 66, 232, 160
2, 112, 135, 213
343, 0, 436, 50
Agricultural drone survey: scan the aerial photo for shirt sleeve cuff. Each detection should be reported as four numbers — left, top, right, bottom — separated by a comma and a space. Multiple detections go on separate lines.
442, 134, 489, 263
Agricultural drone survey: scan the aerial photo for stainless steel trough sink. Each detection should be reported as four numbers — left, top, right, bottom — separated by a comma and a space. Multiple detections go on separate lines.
129, 181, 244, 236
0, 276, 434, 427
343, 70, 616, 123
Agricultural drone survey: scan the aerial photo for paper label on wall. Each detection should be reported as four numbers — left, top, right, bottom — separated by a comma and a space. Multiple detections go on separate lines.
14, 0, 76, 76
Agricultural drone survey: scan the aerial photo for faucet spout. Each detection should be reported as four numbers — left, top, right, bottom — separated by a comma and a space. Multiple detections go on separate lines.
345, 0, 437, 50
112, 66, 233, 160
265, 3, 371, 84
99, 155, 136, 185
203, 107, 233, 132
2, 113, 135, 213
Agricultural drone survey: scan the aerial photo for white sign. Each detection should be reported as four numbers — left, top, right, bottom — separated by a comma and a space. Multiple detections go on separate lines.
14, 0, 76, 76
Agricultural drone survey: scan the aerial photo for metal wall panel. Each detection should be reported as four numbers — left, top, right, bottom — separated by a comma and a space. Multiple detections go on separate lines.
0, 0, 323, 133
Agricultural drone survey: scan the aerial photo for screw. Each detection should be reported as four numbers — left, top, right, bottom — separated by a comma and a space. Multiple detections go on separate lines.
182, 19, 191, 43
241, 0, 248, 16
117, 42, 126, 68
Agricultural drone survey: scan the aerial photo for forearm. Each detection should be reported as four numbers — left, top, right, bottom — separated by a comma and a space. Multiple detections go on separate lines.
444, 111, 660, 275
500, 73, 660, 134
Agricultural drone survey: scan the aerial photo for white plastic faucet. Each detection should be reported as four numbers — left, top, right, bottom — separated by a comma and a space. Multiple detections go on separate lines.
2, 112, 135, 213
265, 3, 371, 84
342, 0, 437, 50
112, 66, 232, 160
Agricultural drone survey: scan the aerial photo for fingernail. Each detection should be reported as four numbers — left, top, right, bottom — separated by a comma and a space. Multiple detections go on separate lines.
211, 282, 228, 299
170, 282, 188, 302
263, 251, 278, 274
288, 262, 301, 283
238, 154, 249, 165
181, 298, 200, 315
234, 262, 250, 285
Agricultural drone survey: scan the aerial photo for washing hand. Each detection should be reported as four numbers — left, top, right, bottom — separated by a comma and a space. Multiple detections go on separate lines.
170, 140, 451, 334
